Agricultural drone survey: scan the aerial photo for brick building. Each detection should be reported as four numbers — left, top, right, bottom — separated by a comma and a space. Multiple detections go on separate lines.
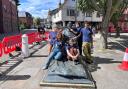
18, 11, 33, 29
0, 0, 18, 34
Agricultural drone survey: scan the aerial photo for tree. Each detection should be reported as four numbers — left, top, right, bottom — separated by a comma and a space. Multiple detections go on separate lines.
33, 17, 41, 27
111, 0, 128, 37
77, 0, 125, 49
77, 0, 94, 21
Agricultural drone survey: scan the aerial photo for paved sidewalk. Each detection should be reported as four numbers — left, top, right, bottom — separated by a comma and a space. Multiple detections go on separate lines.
0, 44, 48, 89
0, 33, 128, 89
0, 44, 75, 89
90, 33, 128, 89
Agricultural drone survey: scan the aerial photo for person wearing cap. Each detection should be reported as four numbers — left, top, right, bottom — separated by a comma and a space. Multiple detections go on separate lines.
66, 38, 80, 65
48, 24, 58, 54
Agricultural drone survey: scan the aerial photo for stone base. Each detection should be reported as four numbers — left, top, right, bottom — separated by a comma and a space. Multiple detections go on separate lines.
40, 60, 95, 88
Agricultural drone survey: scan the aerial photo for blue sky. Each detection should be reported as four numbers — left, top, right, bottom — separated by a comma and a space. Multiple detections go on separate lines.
18, 0, 64, 18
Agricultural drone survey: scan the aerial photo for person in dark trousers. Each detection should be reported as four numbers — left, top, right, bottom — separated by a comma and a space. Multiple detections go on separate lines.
75, 22, 82, 55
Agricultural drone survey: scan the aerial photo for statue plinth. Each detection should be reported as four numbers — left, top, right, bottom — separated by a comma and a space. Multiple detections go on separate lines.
40, 59, 95, 88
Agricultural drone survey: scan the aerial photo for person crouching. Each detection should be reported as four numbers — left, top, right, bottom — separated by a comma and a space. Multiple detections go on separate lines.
66, 39, 80, 65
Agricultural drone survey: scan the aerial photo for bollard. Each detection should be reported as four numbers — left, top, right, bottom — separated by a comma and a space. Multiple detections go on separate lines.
22, 34, 30, 57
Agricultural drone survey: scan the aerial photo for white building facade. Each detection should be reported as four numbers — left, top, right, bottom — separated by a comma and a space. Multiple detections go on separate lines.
48, 0, 102, 26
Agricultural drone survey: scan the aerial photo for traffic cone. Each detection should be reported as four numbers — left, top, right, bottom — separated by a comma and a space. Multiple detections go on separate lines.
119, 48, 128, 71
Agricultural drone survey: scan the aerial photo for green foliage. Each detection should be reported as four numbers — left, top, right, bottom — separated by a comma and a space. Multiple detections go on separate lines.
77, 0, 93, 13
19, 24, 26, 30
111, 0, 128, 25
33, 17, 41, 27
77, 0, 126, 17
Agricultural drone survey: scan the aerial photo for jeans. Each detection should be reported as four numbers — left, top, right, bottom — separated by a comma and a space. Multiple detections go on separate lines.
44, 49, 62, 68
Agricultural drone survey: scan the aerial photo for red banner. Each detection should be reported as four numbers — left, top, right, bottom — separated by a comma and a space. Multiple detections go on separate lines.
2, 34, 22, 54
27, 32, 36, 44
35, 32, 42, 42
0, 42, 3, 57
44, 31, 49, 41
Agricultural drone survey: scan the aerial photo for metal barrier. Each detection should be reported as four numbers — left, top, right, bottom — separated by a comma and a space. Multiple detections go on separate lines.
2, 34, 22, 54
0, 42, 3, 57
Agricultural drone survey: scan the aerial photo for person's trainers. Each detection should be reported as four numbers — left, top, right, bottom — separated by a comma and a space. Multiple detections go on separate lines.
42, 66, 48, 70
86, 60, 93, 64
74, 61, 78, 65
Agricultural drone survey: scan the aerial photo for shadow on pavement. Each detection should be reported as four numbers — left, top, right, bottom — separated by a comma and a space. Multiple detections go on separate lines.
0, 60, 23, 76
108, 34, 128, 52
29, 44, 46, 56
89, 57, 121, 72
30, 55, 48, 58
0, 75, 31, 81
108, 42, 125, 52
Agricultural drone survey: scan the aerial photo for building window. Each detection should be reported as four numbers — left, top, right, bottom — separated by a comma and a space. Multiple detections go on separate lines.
86, 12, 92, 17
57, 13, 59, 17
77, 11, 79, 16
54, 15, 56, 18
67, 9, 75, 16
97, 12, 100, 17
72, 0, 75, 1
67, 9, 70, 16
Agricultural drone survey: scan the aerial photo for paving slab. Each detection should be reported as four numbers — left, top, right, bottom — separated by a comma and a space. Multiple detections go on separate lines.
0, 33, 128, 89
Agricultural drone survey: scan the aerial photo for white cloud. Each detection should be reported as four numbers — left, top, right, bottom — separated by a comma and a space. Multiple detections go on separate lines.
18, 0, 64, 18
